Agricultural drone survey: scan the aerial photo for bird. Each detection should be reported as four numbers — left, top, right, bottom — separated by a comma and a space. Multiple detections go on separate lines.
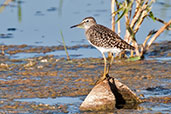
71, 17, 134, 81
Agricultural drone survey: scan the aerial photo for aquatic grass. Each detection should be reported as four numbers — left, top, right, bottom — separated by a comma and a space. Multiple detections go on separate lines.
60, 31, 70, 60
58, 0, 63, 16
18, 1, 22, 22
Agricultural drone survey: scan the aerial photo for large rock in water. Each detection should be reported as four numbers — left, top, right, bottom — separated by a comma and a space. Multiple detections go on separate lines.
80, 76, 141, 111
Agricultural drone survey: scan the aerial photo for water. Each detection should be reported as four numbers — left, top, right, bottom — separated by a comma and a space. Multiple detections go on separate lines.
15, 96, 83, 113
147, 56, 171, 62
141, 86, 171, 98
0, 0, 170, 60
15, 96, 82, 105
0, 0, 170, 47
9, 47, 101, 59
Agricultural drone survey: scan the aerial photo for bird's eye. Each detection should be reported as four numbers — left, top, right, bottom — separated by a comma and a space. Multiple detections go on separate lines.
86, 20, 89, 22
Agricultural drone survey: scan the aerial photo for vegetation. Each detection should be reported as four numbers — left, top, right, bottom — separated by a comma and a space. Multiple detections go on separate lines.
60, 31, 70, 60
110, 0, 171, 59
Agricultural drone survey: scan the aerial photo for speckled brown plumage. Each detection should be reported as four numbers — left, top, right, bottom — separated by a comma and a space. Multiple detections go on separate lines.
71, 16, 135, 79
85, 24, 134, 50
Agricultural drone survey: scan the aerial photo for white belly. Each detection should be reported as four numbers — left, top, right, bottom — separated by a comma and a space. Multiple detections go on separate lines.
88, 40, 122, 54
95, 46, 122, 54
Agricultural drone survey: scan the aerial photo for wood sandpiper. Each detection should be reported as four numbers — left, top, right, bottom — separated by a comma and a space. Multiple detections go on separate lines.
71, 17, 134, 80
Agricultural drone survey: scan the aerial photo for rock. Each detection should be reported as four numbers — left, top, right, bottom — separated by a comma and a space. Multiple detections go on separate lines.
80, 76, 141, 111
80, 79, 116, 111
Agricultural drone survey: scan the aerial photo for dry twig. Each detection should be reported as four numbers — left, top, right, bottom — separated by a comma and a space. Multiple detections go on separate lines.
145, 19, 171, 52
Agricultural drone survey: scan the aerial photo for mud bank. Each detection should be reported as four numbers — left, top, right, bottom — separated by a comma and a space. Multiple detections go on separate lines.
0, 41, 170, 113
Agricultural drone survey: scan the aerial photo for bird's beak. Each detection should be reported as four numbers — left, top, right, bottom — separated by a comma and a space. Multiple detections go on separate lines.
70, 22, 84, 29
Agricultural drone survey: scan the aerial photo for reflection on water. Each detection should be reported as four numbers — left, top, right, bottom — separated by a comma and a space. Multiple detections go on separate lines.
0, 33, 13, 38
58, 0, 63, 16
0, 0, 22, 22
0, 0, 12, 13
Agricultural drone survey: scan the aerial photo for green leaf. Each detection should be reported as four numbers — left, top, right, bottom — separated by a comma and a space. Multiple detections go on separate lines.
148, 11, 156, 22
112, 6, 124, 15
115, 9, 127, 23
115, 0, 133, 23
127, 56, 141, 61
127, 26, 135, 39
169, 24, 171, 29
60, 30, 70, 60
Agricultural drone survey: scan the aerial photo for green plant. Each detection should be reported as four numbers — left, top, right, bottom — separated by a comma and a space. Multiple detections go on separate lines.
111, 0, 171, 59
60, 31, 70, 60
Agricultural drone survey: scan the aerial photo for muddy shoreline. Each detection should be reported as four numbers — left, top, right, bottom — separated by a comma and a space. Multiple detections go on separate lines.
0, 41, 170, 113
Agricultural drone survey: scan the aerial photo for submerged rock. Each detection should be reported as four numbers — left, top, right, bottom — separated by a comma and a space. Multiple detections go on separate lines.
80, 76, 141, 111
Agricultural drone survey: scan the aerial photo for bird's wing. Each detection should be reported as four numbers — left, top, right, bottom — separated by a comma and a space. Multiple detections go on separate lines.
86, 24, 134, 50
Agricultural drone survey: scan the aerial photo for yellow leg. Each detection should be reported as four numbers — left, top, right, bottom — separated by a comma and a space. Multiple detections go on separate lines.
95, 53, 108, 85
107, 53, 114, 74
102, 53, 107, 78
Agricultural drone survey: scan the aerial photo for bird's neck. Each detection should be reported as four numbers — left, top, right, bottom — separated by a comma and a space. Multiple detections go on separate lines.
84, 24, 96, 31
84, 25, 92, 31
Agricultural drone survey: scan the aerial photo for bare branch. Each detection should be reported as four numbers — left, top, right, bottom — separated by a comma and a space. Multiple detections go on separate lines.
153, 17, 171, 30
115, 0, 121, 36
133, 8, 149, 34
143, 30, 157, 48
145, 19, 171, 52
131, 0, 147, 28
111, 0, 115, 32
108, 0, 116, 59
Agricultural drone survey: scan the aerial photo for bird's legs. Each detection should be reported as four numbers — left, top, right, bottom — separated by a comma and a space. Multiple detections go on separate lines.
96, 53, 111, 85
101, 53, 107, 79
107, 53, 114, 74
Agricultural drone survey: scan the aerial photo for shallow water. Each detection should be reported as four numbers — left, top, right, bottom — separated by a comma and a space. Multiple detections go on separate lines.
9, 47, 101, 59
15, 96, 83, 105
0, 0, 170, 61
0, 0, 170, 47
147, 56, 171, 62
15, 96, 83, 113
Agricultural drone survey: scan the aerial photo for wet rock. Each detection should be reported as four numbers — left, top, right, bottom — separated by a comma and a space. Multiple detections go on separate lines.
80, 76, 141, 111
80, 78, 115, 111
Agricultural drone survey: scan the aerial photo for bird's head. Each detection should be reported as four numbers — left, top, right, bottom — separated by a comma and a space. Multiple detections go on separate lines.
70, 17, 97, 30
